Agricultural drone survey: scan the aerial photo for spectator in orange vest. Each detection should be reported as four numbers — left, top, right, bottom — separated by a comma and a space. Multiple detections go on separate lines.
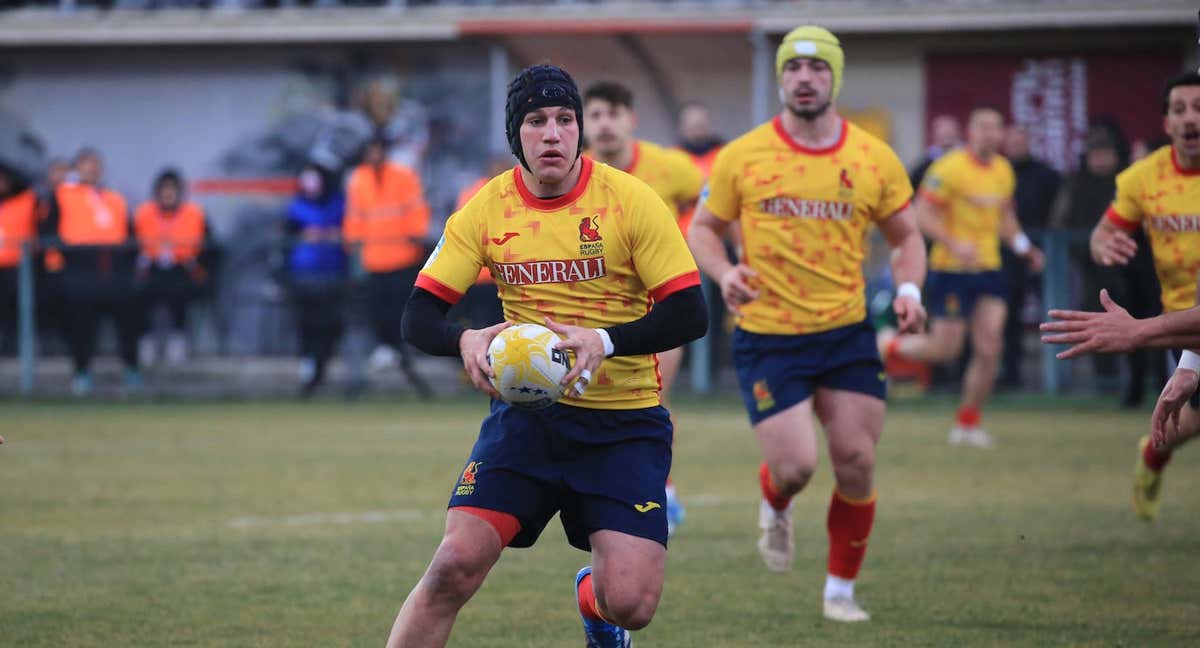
36, 158, 71, 348
344, 136, 432, 398
134, 168, 211, 367
0, 164, 37, 355
675, 101, 725, 236
41, 148, 141, 396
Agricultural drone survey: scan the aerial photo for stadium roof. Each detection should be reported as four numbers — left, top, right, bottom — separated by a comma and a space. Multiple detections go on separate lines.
0, 0, 1193, 47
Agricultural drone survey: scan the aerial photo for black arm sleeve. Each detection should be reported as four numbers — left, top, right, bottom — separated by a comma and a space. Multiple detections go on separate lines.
402, 287, 467, 358
604, 285, 707, 357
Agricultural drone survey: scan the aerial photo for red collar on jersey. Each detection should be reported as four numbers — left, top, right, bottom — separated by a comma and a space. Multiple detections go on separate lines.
513, 155, 595, 211
1170, 146, 1200, 176
966, 148, 997, 169
772, 116, 848, 155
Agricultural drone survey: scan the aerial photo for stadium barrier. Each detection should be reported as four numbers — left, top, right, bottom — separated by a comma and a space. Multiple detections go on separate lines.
7, 227, 1117, 398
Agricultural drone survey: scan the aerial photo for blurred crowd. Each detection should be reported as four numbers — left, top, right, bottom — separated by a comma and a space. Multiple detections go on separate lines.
0, 97, 1167, 400
909, 113, 1169, 405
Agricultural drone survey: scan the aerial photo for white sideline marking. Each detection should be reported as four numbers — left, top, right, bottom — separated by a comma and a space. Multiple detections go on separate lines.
226, 509, 426, 529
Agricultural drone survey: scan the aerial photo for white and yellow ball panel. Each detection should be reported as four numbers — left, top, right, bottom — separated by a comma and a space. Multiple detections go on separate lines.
487, 324, 572, 409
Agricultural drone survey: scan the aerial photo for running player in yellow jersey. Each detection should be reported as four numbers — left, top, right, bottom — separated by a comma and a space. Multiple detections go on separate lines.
387, 64, 706, 648
688, 26, 927, 622
1078, 71, 1200, 522
879, 106, 1044, 448
583, 80, 705, 538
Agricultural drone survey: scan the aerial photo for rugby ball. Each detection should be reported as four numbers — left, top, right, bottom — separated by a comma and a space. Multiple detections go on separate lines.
487, 323, 572, 409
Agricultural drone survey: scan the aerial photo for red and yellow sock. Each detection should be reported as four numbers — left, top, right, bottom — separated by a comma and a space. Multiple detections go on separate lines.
826, 489, 876, 580
577, 572, 608, 622
1143, 439, 1173, 472
759, 461, 793, 511
956, 405, 981, 429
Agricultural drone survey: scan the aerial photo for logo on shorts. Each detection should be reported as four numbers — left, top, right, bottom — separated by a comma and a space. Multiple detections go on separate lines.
456, 461, 482, 496
634, 501, 662, 513
753, 379, 775, 412
945, 293, 961, 317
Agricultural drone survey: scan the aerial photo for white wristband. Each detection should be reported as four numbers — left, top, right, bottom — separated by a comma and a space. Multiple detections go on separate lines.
595, 328, 615, 358
1180, 350, 1200, 373
1012, 232, 1032, 255
897, 282, 921, 303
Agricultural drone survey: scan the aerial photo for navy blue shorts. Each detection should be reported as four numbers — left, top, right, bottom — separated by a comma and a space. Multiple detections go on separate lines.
448, 400, 673, 551
1171, 349, 1200, 408
925, 270, 1008, 319
733, 321, 886, 426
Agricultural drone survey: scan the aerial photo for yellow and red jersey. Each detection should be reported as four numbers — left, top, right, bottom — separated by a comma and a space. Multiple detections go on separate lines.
1106, 145, 1200, 313
344, 161, 431, 273
606, 140, 704, 233
919, 148, 1015, 273
417, 156, 700, 410
0, 190, 37, 268
704, 117, 912, 335
457, 177, 495, 285
134, 201, 206, 265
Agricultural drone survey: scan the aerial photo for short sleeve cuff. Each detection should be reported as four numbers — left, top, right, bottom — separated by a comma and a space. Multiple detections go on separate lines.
1104, 207, 1139, 233
649, 270, 701, 302
415, 273, 465, 305
917, 188, 948, 206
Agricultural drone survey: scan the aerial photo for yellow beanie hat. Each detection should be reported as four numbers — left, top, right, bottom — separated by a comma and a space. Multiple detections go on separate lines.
776, 26, 844, 101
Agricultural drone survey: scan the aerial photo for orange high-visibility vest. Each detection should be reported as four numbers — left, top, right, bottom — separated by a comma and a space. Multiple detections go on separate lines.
675, 146, 722, 236
56, 183, 128, 245
0, 190, 37, 268
344, 161, 430, 273
134, 201, 205, 264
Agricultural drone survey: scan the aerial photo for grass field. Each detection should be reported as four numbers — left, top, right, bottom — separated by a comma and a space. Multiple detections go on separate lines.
3, 395, 1200, 647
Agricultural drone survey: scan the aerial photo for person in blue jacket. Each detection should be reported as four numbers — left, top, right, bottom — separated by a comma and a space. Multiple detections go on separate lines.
286, 163, 347, 397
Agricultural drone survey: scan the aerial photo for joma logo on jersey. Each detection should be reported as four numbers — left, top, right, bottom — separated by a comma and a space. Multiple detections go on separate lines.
1149, 214, 1200, 233
493, 258, 607, 285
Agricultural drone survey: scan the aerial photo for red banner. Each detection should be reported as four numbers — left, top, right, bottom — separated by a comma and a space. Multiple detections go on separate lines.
926, 51, 1183, 171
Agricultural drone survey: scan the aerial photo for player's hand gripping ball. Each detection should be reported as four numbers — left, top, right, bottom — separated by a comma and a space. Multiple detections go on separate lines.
487, 323, 573, 409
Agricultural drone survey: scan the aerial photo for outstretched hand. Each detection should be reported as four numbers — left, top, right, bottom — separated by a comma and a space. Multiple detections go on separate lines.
1039, 289, 1140, 359
1151, 368, 1199, 449
544, 317, 605, 398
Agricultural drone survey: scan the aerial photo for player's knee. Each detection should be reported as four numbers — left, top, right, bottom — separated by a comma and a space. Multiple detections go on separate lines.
933, 334, 965, 363
601, 588, 659, 630
773, 459, 816, 493
830, 446, 875, 480
972, 337, 1002, 361
422, 539, 490, 604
